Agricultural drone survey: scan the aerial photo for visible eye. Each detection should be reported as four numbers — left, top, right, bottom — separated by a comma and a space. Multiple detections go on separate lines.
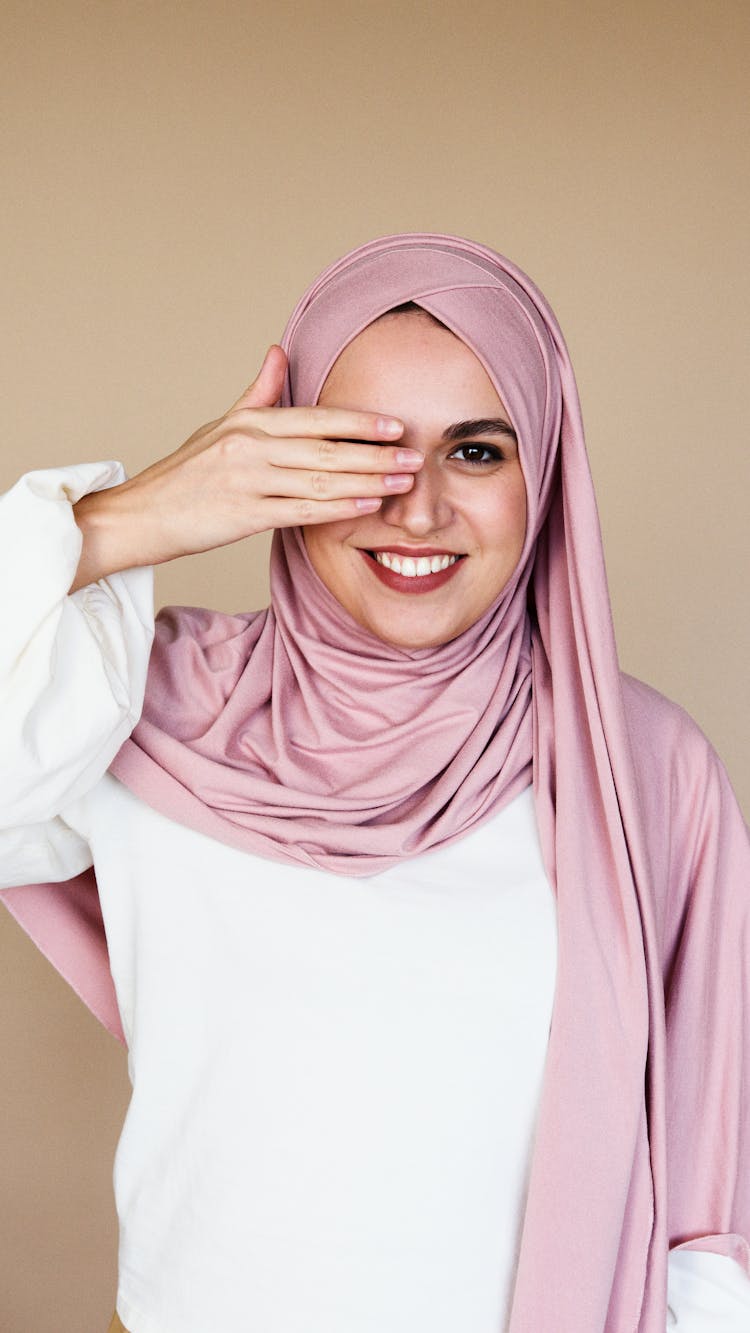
449, 443, 506, 466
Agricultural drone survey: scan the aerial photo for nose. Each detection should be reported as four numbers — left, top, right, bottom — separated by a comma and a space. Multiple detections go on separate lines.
380, 456, 454, 538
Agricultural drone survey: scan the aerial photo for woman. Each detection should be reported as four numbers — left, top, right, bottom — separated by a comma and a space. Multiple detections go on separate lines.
1, 233, 748, 1332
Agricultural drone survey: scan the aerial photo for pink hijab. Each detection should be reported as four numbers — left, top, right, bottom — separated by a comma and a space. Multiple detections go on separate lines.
2, 233, 748, 1331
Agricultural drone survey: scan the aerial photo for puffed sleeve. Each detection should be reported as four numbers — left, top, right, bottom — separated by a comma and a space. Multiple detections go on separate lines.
0, 461, 154, 887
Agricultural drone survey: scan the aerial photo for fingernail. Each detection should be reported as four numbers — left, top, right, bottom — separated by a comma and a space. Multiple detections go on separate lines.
395, 449, 423, 466
384, 474, 414, 489
356, 497, 382, 511
378, 416, 403, 435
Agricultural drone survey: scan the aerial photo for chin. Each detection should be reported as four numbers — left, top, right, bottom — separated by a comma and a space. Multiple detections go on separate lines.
362, 617, 463, 649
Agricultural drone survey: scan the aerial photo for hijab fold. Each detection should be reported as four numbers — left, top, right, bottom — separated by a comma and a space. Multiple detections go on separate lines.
2, 233, 748, 1332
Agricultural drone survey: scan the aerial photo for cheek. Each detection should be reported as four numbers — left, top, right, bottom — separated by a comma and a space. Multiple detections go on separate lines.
301, 521, 356, 579
478, 475, 528, 557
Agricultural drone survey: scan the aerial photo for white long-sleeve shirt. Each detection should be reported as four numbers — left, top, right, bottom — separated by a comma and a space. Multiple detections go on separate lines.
1, 463, 748, 1333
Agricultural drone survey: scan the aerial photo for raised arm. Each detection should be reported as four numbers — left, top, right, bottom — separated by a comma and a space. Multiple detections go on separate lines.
0, 345, 421, 886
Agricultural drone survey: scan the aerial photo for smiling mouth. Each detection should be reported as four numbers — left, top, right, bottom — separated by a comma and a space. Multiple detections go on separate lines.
371, 550, 460, 576
359, 548, 467, 593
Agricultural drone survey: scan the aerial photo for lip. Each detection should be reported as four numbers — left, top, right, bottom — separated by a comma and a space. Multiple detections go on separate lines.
365, 545, 464, 557
359, 548, 466, 594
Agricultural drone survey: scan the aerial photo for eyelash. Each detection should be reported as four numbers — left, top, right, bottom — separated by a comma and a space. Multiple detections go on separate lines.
449, 443, 505, 466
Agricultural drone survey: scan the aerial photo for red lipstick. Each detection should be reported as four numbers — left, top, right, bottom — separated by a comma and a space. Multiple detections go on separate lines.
359, 549, 466, 594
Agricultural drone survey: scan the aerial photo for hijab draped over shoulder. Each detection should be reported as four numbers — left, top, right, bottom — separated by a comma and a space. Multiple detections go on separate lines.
3, 233, 749, 1332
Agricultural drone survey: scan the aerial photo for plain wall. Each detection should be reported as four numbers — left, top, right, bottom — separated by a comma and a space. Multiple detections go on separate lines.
1, 1, 747, 1328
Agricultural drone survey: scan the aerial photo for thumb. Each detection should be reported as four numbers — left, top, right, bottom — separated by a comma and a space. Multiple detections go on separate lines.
230, 344, 288, 412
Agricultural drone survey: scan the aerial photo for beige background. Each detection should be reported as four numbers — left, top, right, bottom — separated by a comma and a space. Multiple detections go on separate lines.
1, 0, 747, 1328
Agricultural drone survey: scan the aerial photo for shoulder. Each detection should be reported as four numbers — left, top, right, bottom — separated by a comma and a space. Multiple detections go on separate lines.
154, 603, 256, 645
620, 676, 749, 981
620, 671, 747, 876
619, 672, 730, 800
142, 604, 269, 724
150, 603, 267, 667
621, 672, 708, 747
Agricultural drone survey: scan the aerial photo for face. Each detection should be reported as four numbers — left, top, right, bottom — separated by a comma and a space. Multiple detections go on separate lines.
303, 312, 528, 649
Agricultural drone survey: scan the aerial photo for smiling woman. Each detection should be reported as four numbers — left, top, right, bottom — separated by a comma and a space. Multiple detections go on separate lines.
0, 233, 749, 1333
304, 308, 528, 646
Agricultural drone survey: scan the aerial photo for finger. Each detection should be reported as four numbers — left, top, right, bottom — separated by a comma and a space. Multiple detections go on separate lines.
267, 495, 386, 527
260, 467, 416, 502
263, 437, 423, 474
229, 345, 288, 412
238, 404, 404, 443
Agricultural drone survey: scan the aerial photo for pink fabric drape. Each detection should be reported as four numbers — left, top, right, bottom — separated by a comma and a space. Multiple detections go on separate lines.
2, 233, 748, 1331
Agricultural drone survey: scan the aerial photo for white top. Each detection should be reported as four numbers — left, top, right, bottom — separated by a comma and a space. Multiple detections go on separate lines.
1, 462, 748, 1333
79, 769, 555, 1333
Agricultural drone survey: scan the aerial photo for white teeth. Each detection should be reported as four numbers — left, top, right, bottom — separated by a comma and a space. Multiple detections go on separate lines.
374, 551, 458, 577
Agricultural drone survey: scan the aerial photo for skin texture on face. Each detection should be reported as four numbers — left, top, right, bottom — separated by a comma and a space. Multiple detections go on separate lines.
303, 311, 528, 649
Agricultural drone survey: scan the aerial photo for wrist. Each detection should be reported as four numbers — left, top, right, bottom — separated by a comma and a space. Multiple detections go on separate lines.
70, 484, 159, 592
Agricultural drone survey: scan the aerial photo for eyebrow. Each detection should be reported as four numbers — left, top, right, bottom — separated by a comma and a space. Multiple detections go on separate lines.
441, 417, 518, 444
